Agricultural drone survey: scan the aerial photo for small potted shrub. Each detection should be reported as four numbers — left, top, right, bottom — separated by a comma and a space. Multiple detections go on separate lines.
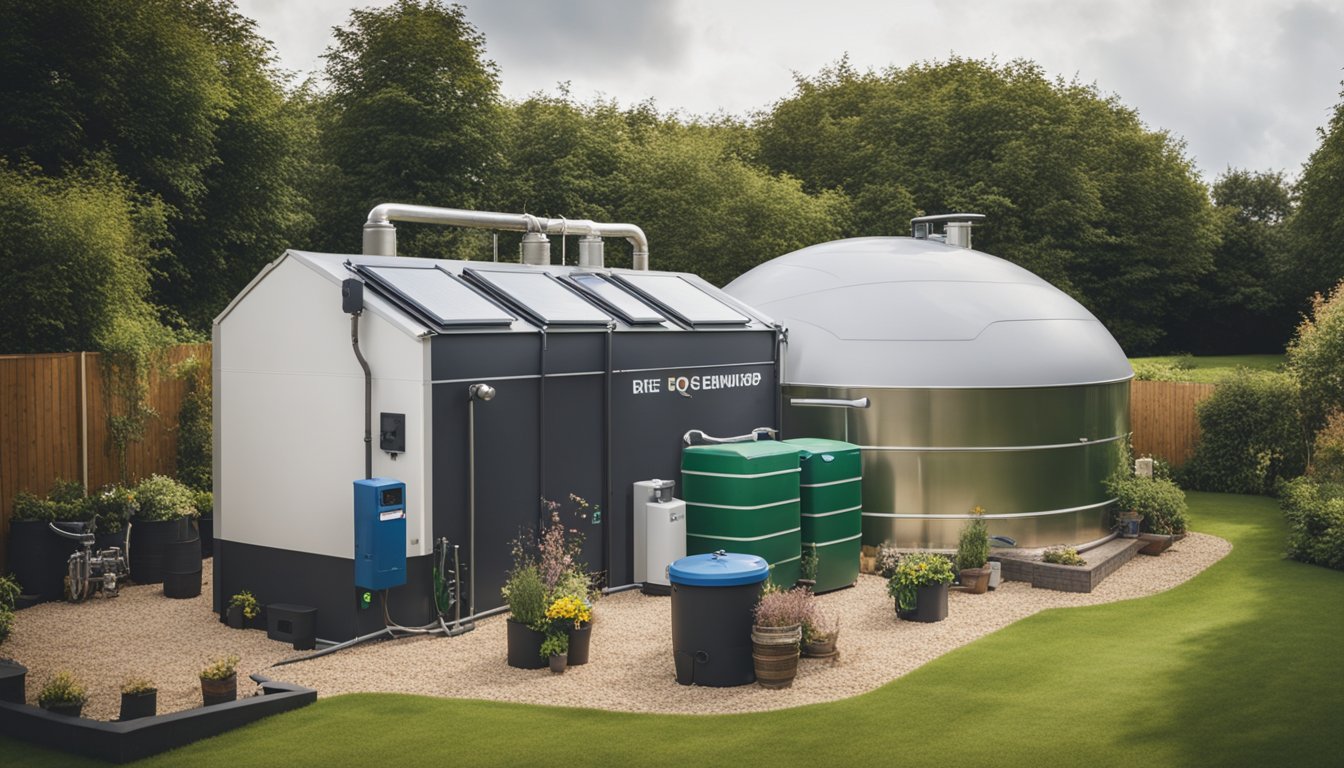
9, 482, 92, 602
38, 670, 87, 717
200, 654, 240, 706
541, 631, 569, 674
130, 474, 196, 583
227, 590, 259, 629
875, 541, 901, 578
801, 605, 840, 659
887, 552, 955, 622
502, 565, 548, 669
1107, 472, 1189, 554
119, 677, 157, 720
751, 587, 812, 688
956, 508, 992, 594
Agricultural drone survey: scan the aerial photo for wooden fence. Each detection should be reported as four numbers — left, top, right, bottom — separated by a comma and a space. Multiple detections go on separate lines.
1130, 379, 1217, 468
0, 343, 210, 574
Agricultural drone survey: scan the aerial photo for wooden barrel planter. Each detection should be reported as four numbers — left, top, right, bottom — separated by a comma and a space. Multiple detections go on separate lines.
163, 536, 203, 599
128, 517, 189, 584
751, 624, 801, 689
201, 675, 237, 706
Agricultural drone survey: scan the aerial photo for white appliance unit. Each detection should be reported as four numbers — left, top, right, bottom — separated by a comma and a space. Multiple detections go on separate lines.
633, 479, 686, 595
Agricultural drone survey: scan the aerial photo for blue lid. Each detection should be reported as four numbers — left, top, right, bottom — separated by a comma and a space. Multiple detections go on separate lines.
668, 551, 769, 587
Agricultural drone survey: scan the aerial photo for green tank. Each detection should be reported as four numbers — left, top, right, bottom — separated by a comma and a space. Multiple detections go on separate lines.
681, 441, 802, 588
785, 438, 861, 592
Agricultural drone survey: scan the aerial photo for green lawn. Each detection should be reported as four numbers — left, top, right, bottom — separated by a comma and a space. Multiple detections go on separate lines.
1129, 354, 1286, 383
4, 492, 1341, 767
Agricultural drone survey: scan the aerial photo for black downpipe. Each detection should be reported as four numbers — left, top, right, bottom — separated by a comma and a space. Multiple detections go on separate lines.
773, 326, 784, 439
538, 328, 548, 527
603, 326, 613, 588
350, 314, 373, 480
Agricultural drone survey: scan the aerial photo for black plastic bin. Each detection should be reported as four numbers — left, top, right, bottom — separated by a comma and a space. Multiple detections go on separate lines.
267, 604, 317, 650
668, 551, 769, 687
163, 537, 202, 599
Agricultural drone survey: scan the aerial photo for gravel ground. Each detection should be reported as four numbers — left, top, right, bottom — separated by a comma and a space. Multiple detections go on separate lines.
6, 532, 1230, 719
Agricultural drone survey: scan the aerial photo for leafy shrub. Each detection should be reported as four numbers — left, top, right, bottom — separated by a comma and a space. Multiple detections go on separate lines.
1287, 279, 1344, 436
48, 479, 85, 504
228, 591, 259, 620
1280, 478, 1344, 570
175, 356, 212, 491
91, 484, 137, 534
0, 609, 12, 645
1131, 360, 1185, 381
10, 492, 49, 522
0, 574, 20, 610
1106, 473, 1189, 535
1309, 409, 1344, 483
502, 565, 547, 630
193, 490, 214, 518
539, 632, 568, 659
1172, 353, 1197, 371
799, 547, 819, 581
1180, 370, 1306, 495
133, 474, 197, 521
1042, 546, 1086, 566
10, 481, 91, 522
886, 552, 955, 610
38, 671, 87, 707
121, 678, 155, 695
956, 508, 990, 570
754, 587, 815, 628
200, 655, 239, 681
1139, 454, 1176, 482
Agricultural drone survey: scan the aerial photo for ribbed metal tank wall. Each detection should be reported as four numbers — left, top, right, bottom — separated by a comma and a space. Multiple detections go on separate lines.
725, 236, 1134, 550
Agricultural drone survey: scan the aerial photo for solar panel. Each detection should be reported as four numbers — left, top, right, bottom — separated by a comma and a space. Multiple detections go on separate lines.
467, 269, 612, 326
568, 273, 666, 325
359, 265, 515, 328
614, 273, 750, 326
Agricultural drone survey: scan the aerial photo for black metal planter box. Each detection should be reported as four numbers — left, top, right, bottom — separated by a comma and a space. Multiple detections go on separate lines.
0, 675, 316, 764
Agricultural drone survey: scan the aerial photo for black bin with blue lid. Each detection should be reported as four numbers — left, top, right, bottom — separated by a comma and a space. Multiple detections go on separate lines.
669, 550, 769, 686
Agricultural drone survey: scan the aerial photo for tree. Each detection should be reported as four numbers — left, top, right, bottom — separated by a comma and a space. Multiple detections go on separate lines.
0, 162, 167, 354
1287, 279, 1344, 437
1165, 169, 1295, 353
1286, 83, 1344, 313
756, 58, 1217, 353
312, 0, 503, 259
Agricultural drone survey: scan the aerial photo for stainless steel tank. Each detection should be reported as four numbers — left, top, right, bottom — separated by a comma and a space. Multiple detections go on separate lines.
725, 236, 1133, 549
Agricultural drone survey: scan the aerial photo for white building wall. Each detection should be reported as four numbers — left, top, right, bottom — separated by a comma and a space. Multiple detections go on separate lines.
216, 255, 430, 559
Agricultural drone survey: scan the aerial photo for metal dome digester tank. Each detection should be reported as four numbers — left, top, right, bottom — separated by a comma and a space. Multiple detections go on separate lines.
724, 215, 1133, 550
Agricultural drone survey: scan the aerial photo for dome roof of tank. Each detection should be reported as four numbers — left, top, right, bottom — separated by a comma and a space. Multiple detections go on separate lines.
724, 237, 1133, 388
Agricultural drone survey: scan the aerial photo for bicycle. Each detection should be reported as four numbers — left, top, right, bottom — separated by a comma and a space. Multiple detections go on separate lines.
48, 515, 130, 602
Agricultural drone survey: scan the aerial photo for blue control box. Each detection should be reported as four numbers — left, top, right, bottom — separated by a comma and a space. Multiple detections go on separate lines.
354, 478, 407, 590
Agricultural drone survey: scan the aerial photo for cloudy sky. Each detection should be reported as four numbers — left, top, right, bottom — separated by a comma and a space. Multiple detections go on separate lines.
236, 0, 1342, 180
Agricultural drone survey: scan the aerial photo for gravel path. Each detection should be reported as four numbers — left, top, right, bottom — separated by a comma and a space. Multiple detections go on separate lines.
5, 533, 1230, 719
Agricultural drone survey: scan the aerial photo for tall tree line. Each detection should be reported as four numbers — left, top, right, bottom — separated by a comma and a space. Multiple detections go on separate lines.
1, 0, 1340, 356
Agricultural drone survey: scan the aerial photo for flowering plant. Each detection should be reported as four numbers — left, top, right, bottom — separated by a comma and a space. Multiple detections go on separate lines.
545, 594, 592, 630
885, 552, 955, 611
753, 586, 815, 628
505, 494, 602, 630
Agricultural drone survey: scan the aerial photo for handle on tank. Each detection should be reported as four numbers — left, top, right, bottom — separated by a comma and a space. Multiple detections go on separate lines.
682, 427, 777, 446
788, 397, 870, 408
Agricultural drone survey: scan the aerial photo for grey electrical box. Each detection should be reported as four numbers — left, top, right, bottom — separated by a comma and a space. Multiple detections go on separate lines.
633, 479, 685, 596
380, 412, 405, 453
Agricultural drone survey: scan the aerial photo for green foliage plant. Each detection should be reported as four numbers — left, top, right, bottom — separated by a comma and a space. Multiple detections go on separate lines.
885, 553, 955, 611
1310, 410, 1344, 482
100, 316, 173, 482
799, 547, 819, 581
1287, 280, 1344, 438
1180, 369, 1306, 495
200, 655, 240, 681
133, 474, 198, 521
501, 565, 547, 631
91, 484, 138, 534
121, 677, 156, 695
0, 609, 12, 646
229, 591, 259, 620
1280, 478, 1344, 570
1042, 547, 1086, 566
956, 507, 991, 571
0, 574, 17, 645
38, 671, 87, 708
192, 490, 214, 518
175, 356, 213, 491
539, 631, 568, 659
10, 480, 92, 523
1106, 473, 1189, 535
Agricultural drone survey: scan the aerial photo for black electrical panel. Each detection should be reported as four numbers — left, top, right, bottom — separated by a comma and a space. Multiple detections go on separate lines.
380, 412, 405, 453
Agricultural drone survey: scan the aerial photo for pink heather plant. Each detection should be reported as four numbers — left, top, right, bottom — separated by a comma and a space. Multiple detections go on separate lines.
753, 587, 816, 628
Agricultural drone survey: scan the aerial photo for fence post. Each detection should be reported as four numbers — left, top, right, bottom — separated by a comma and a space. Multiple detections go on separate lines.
79, 350, 89, 490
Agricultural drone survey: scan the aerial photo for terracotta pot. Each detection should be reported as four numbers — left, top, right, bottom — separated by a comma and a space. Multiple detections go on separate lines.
201, 674, 237, 706
548, 653, 568, 674
959, 567, 990, 594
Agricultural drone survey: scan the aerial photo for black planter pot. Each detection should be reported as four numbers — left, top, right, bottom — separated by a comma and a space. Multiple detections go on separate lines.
568, 623, 592, 666
42, 701, 84, 717
7, 520, 80, 603
506, 619, 547, 670
94, 528, 127, 553
198, 516, 214, 558
896, 583, 950, 623
128, 517, 190, 584
226, 605, 245, 629
201, 675, 237, 706
0, 659, 27, 704
119, 689, 157, 720
163, 537, 203, 599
